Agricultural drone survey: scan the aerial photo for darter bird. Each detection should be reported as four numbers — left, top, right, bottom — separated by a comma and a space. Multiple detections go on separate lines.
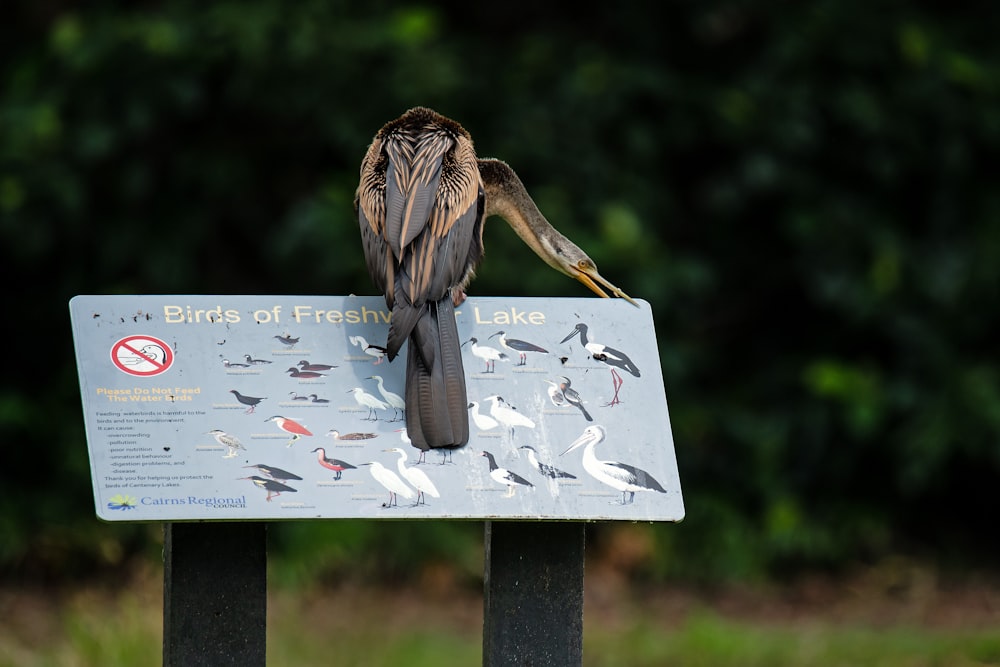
356, 107, 635, 458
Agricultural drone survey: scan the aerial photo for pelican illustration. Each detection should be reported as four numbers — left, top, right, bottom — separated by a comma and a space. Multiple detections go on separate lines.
560, 425, 666, 504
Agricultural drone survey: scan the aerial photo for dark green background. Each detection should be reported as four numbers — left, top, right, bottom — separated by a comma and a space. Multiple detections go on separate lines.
3, 1, 997, 584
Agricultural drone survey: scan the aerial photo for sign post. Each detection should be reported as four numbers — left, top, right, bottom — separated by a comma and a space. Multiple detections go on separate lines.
69, 295, 683, 664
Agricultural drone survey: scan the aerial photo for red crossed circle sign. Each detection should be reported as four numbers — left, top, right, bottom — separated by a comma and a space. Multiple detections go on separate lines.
111, 335, 174, 377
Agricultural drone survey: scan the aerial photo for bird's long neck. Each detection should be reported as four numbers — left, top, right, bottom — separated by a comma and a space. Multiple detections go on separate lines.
478, 158, 576, 278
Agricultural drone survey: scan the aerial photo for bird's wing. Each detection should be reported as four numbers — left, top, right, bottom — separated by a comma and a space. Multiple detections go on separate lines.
605, 462, 664, 491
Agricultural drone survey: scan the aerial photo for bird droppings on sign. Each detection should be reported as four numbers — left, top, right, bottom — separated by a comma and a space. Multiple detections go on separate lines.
69, 295, 683, 522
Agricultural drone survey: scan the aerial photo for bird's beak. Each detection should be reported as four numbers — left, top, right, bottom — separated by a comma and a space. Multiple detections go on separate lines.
560, 431, 592, 456
488, 331, 501, 339
559, 328, 580, 344
569, 264, 639, 307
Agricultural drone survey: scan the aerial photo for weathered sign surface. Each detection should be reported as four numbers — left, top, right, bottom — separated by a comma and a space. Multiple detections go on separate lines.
69, 295, 683, 522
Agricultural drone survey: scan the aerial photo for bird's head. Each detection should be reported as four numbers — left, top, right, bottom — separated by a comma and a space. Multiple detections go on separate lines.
560, 425, 606, 456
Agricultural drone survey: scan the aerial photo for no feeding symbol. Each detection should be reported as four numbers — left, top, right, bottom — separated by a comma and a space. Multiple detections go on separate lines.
111, 335, 174, 377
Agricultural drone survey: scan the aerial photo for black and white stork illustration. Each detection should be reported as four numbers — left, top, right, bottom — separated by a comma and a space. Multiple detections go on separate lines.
488, 330, 548, 366
560, 323, 640, 406
560, 425, 666, 504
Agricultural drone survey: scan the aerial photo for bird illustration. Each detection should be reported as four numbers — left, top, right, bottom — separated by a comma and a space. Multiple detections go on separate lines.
348, 387, 388, 421
287, 367, 326, 379
361, 461, 414, 507
207, 429, 246, 459
560, 323, 640, 406
483, 395, 535, 437
489, 330, 548, 366
519, 445, 576, 480
221, 358, 250, 369
467, 401, 499, 432
560, 425, 666, 504
386, 447, 440, 506
326, 429, 378, 441
264, 415, 313, 447
298, 360, 337, 371
558, 376, 593, 421
368, 375, 405, 421
544, 380, 568, 408
274, 335, 299, 348
243, 464, 303, 483
480, 450, 534, 498
309, 394, 330, 404
241, 475, 296, 502
349, 335, 388, 365
288, 392, 309, 401
463, 337, 508, 373
244, 354, 272, 365
229, 389, 266, 414
356, 107, 634, 457
311, 447, 357, 480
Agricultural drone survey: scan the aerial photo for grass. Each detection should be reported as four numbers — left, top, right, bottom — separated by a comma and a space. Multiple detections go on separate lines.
2, 567, 1000, 666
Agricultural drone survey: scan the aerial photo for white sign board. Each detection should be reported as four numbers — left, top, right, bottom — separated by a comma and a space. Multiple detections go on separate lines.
69, 295, 683, 522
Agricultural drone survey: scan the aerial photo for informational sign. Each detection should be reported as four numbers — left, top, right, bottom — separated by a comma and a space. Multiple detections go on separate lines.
69, 295, 683, 522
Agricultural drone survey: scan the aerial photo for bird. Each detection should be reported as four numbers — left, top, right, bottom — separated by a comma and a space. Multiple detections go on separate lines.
519, 445, 576, 480
558, 376, 593, 421
243, 464, 303, 483
286, 367, 327, 379
480, 450, 533, 498
386, 447, 440, 505
368, 375, 405, 421
482, 395, 535, 437
229, 389, 266, 414
361, 461, 414, 507
326, 429, 378, 441
264, 415, 313, 447
298, 360, 337, 371
288, 392, 309, 401
467, 401, 499, 431
274, 334, 299, 348
309, 394, 330, 404
544, 380, 568, 408
488, 330, 548, 366
348, 387, 389, 421
207, 429, 246, 459
221, 358, 250, 369
349, 335, 388, 365
311, 447, 357, 480
560, 425, 666, 504
244, 354, 272, 365
560, 323, 640, 406
463, 337, 508, 373
241, 475, 296, 502
356, 107, 634, 457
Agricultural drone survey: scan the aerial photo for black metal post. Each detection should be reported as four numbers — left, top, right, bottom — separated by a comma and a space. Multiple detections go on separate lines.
483, 521, 585, 666
163, 522, 267, 667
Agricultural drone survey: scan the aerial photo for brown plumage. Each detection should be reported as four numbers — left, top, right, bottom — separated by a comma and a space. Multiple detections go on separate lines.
356, 107, 635, 454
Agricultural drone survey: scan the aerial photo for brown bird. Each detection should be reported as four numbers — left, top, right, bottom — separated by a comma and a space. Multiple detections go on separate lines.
356, 106, 634, 454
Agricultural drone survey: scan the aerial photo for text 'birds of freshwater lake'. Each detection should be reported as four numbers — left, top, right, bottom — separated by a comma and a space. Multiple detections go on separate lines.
69, 295, 683, 522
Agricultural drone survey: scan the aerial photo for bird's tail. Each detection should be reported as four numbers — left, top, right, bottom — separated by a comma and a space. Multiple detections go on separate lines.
578, 404, 593, 421
404, 295, 469, 450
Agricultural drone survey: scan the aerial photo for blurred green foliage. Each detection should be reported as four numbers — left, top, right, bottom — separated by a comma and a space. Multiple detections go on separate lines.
2, 1, 998, 583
